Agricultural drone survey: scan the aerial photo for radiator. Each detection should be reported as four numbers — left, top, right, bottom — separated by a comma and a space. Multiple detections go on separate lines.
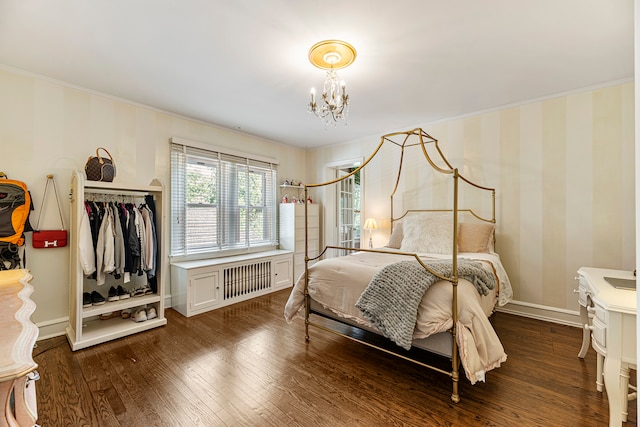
222, 260, 272, 301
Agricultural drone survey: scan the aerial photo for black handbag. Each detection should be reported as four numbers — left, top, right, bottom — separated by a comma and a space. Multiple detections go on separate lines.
85, 147, 116, 182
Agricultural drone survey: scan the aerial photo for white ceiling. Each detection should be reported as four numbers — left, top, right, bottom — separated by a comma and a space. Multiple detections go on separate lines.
0, 1, 633, 148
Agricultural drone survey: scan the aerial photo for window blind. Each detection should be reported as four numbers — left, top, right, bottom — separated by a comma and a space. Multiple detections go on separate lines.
170, 140, 278, 257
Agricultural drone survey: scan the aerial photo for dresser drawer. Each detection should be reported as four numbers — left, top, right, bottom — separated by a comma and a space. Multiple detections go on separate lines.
578, 273, 599, 294
594, 304, 608, 325
591, 317, 606, 348
294, 214, 319, 229
576, 275, 590, 306
577, 284, 588, 307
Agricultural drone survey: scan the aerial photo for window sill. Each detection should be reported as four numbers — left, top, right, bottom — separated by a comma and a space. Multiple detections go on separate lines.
169, 245, 279, 264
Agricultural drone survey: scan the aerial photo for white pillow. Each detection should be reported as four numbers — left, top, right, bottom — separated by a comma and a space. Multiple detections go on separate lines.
386, 220, 403, 249
400, 213, 453, 254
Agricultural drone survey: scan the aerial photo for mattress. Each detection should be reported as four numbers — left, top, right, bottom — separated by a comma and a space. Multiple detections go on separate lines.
284, 248, 512, 384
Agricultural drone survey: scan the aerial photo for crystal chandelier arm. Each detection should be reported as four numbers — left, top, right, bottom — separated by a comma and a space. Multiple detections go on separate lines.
308, 68, 349, 124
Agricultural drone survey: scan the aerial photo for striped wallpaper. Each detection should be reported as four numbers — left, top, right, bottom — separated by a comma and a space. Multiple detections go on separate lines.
308, 82, 635, 316
0, 63, 631, 330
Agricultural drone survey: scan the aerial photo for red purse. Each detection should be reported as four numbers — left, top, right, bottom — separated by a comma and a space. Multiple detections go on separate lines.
32, 229, 67, 248
32, 174, 67, 248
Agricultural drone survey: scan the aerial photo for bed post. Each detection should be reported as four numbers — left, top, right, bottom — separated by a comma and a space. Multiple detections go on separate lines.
304, 185, 311, 342
450, 168, 460, 403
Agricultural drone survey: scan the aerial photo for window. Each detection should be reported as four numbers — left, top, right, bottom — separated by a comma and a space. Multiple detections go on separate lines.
170, 139, 278, 257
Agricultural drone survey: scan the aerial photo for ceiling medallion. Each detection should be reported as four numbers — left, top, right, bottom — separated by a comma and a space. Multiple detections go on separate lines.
307, 40, 356, 126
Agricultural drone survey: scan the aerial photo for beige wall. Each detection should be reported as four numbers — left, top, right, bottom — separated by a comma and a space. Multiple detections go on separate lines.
0, 63, 632, 333
307, 82, 635, 317
0, 67, 308, 337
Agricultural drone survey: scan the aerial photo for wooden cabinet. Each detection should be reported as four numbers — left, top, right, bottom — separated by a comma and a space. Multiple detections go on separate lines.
66, 171, 167, 351
0, 269, 39, 427
170, 250, 293, 317
279, 203, 320, 280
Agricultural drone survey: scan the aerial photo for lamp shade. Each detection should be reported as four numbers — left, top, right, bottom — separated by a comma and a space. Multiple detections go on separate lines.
363, 218, 378, 230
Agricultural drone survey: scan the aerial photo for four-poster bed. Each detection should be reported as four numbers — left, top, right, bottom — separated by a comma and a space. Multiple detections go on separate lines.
284, 128, 512, 402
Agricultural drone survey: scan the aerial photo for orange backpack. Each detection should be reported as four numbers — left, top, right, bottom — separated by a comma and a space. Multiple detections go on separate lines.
0, 173, 33, 247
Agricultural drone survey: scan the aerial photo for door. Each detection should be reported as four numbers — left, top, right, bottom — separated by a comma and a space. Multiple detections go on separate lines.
337, 167, 361, 253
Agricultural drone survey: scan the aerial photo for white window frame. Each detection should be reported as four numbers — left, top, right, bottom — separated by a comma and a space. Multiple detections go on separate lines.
170, 137, 279, 259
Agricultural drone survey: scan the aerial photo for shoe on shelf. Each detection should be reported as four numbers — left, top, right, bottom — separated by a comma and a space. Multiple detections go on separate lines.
82, 292, 92, 308
121, 309, 131, 319
142, 285, 153, 295
146, 306, 157, 320
91, 291, 106, 305
117, 285, 130, 299
130, 308, 147, 322
131, 287, 146, 298
107, 286, 119, 302
99, 311, 121, 320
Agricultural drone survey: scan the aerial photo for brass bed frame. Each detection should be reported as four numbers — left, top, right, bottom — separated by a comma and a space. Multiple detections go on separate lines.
300, 128, 496, 402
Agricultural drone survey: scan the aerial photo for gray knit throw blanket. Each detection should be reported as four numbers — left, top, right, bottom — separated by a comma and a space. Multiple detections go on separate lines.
355, 259, 496, 350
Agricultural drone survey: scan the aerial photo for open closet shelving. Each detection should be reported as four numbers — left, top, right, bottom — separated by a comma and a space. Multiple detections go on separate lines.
66, 171, 166, 351
279, 184, 305, 203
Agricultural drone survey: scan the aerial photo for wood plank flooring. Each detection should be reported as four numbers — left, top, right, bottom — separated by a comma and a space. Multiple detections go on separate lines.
33, 289, 635, 426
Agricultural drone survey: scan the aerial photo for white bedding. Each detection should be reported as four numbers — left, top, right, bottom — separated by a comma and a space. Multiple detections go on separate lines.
284, 249, 512, 384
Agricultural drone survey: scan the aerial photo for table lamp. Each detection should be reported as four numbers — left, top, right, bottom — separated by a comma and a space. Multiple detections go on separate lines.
363, 218, 378, 249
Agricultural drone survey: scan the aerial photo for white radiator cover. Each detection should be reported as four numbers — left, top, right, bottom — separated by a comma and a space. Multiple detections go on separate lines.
170, 250, 293, 317
222, 260, 272, 301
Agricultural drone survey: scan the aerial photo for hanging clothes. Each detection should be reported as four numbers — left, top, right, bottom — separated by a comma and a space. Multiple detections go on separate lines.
140, 205, 155, 275
126, 204, 142, 277
112, 202, 125, 280
134, 205, 147, 275
87, 201, 103, 280
79, 202, 96, 276
145, 194, 159, 293
81, 195, 159, 288
95, 203, 116, 286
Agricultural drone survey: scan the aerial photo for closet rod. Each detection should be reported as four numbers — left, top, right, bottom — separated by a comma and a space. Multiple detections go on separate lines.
84, 188, 150, 197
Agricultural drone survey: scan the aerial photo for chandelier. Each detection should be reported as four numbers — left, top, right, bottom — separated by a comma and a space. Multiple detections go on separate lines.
307, 40, 357, 125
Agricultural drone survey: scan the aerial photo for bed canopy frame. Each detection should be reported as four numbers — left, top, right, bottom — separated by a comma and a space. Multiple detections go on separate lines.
300, 128, 496, 402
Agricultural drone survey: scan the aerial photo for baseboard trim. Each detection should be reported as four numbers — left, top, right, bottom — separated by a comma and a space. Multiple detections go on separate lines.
37, 317, 68, 341
497, 300, 582, 328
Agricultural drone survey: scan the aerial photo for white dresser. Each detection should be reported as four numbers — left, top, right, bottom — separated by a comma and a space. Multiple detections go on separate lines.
0, 269, 39, 427
577, 267, 637, 427
279, 203, 320, 280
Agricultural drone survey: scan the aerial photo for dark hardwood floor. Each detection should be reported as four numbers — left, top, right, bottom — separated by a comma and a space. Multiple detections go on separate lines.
33, 289, 635, 426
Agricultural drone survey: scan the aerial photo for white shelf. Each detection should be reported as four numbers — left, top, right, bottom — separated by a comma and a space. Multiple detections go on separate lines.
279, 184, 308, 203
66, 316, 167, 351
83, 179, 162, 193
82, 294, 162, 319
